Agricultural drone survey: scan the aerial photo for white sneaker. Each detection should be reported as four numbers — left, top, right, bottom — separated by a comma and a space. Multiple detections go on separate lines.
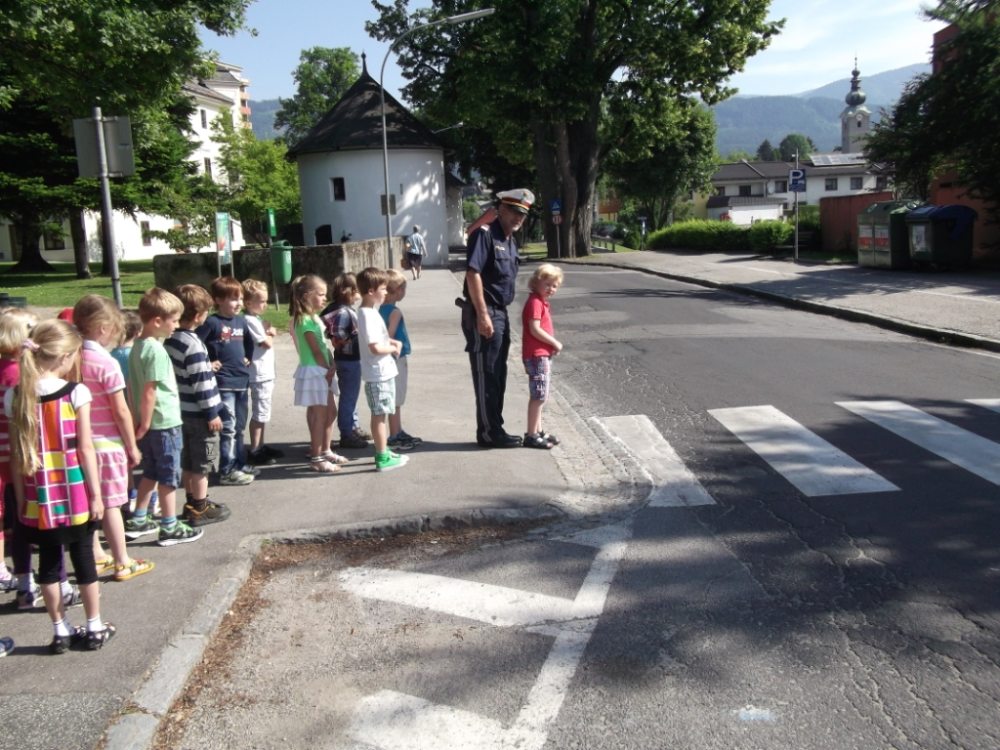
220, 469, 254, 486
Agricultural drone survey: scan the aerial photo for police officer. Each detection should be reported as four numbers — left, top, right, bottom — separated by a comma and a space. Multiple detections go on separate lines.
461, 188, 534, 447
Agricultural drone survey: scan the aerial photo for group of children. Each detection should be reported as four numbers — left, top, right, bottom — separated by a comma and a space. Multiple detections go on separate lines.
0, 260, 564, 658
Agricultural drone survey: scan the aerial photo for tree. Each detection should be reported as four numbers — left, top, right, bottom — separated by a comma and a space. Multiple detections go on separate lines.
778, 133, 815, 162
756, 139, 779, 161
605, 101, 717, 231
867, 0, 1000, 222
0, 0, 251, 273
275, 47, 359, 147
214, 115, 302, 245
368, 0, 781, 258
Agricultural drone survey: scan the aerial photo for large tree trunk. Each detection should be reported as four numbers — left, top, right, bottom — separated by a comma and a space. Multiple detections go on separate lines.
70, 209, 92, 279
8, 217, 55, 274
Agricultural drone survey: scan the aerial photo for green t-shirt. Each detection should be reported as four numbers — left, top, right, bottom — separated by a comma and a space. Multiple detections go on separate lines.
294, 315, 328, 367
128, 336, 182, 430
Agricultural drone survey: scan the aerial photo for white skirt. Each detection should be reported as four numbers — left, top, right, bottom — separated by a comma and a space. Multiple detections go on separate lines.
294, 364, 339, 407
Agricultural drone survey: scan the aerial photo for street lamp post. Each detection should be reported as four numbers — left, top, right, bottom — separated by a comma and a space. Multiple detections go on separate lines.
379, 9, 494, 258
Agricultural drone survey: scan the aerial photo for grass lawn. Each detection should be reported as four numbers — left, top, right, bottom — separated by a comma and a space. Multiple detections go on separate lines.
0, 260, 292, 329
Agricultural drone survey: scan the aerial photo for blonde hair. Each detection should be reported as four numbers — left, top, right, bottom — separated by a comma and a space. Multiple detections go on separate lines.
119, 310, 142, 346
0, 309, 38, 356
242, 279, 268, 302
11, 319, 83, 475
385, 268, 407, 293
529, 263, 564, 291
288, 274, 326, 326
72, 294, 123, 341
137, 287, 184, 323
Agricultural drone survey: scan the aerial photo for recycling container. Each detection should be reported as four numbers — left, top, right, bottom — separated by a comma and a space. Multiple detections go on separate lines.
906, 204, 978, 270
857, 201, 919, 269
270, 239, 293, 285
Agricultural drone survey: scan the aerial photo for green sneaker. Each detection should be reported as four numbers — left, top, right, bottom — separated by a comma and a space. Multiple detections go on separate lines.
375, 451, 409, 472
157, 520, 204, 547
124, 517, 160, 540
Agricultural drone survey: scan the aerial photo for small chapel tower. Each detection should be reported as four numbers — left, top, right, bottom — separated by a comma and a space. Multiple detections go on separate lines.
841, 59, 871, 153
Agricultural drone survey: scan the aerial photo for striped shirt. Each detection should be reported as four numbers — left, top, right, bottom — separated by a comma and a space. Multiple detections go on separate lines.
81, 340, 126, 441
165, 329, 222, 421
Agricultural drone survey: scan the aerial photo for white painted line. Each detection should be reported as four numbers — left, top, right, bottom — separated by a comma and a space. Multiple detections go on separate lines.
710, 405, 899, 497
338, 568, 583, 627
593, 414, 716, 506
346, 524, 632, 750
966, 398, 1000, 413
840, 400, 1000, 486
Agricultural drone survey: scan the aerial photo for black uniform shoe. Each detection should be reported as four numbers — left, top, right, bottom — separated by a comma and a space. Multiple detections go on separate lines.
478, 432, 522, 448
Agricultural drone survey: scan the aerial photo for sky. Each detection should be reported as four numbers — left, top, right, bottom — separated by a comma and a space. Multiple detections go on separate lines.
197, 0, 947, 102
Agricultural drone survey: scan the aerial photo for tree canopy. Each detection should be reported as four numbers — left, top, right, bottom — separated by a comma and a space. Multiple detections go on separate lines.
275, 47, 359, 147
0, 0, 251, 272
368, 0, 781, 258
865, 0, 1000, 221
755, 139, 780, 161
778, 133, 815, 162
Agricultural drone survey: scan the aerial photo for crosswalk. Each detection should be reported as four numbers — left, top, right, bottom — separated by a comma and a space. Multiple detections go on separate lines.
597, 397, 1000, 502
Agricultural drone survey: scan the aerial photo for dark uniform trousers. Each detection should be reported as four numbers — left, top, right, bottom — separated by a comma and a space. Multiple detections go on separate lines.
461, 301, 510, 441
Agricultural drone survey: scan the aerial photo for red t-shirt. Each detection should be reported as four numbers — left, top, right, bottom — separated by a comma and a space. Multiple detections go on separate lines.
522, 292, 555, 359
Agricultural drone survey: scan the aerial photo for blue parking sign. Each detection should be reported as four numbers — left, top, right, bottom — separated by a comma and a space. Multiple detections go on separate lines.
789, 168, 806, 193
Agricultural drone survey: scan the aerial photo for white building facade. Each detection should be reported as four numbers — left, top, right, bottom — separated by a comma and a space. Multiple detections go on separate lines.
0, 62, 250, 263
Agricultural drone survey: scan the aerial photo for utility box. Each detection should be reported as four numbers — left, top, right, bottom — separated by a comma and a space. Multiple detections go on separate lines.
857, 201, 920, 269
906, 204, 978, 270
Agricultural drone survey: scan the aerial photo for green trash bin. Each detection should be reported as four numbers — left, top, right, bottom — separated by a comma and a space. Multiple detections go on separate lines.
857, 201, 919, 269
906, 204, 978, 270
270, 240, 293, 285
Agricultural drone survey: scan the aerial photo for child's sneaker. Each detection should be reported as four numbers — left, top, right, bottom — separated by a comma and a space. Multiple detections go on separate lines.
0, 636, 14, 657
338, 432, 369, 449
247, 449, 277, 466
261, 445, 285, 459
387, 434, 416, 452
220, 469, 254, 486
375, 451, 409, 472
397, 430, 423, 446
157, 520, 204, 547
61, 586, 83, 608
124, 516, 160, 540
183, 500, 232, 527
0, 565, 16, 592
240, 463, 261, 477
16, 586, 44, 611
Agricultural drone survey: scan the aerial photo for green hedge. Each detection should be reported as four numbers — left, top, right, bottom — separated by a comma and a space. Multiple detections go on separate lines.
647, 219, 799, 254
648, 219, 751, 252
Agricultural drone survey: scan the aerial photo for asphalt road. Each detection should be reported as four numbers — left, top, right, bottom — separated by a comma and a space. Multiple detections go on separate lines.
171, 265, 1000, 749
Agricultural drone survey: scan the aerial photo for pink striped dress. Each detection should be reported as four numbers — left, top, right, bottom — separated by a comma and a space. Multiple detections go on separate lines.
81, 341, 129, 509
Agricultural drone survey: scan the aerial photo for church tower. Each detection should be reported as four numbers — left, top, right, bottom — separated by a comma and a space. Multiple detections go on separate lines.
841, 60, 871, 153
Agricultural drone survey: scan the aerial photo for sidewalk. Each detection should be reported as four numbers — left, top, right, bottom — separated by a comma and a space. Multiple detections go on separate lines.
2, 268, 623, 750
568, 250, 1000, 351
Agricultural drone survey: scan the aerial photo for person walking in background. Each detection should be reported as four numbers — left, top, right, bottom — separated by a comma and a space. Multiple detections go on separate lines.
521, 264, 564, 449
6, 320, 115, 652
196, 277, 256, 486
321, 273, 370, 450
166, 285, 231, 528
289, 274, 347, 474
357, 267, 407, 473
404, 225, 426, 280
242, 279, 283, 466
125, 288, 203, 547
72, 296, 154, 582
460, 188, 534, 448
380, 269, 422, 452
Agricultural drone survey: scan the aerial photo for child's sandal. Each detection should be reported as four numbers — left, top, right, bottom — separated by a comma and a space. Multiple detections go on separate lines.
95, 556, 116, 574
114, 559, 155, 582
541, 432, 560, 446
523, 433, 554, 450
49, 626, 86, 655
322, 451, 350, 465
85, 623, 116, 650
309, 456, 341, 474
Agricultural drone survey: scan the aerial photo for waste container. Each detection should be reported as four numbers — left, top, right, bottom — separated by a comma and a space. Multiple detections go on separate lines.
857, 201, 920, 269
270, 239, 293, 285
906, 204, 978, 270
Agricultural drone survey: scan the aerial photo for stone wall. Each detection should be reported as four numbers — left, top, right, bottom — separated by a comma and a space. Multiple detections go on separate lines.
152, 238, 405, 294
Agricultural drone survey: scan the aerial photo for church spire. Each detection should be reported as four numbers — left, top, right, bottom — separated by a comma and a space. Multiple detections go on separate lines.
841, 59, 870, 153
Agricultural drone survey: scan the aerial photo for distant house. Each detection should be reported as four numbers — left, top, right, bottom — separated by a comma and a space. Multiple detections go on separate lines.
0, 61, 251, 263
287, 56, 464, 265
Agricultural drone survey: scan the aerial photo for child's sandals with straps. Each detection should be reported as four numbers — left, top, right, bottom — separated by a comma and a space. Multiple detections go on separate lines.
86, 623, 116, 650
309, 456, 341, 474
322, 451, 351, 465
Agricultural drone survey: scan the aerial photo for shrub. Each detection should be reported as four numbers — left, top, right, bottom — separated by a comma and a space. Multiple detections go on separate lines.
647, 219, 751, 253
748, 220, 793, 253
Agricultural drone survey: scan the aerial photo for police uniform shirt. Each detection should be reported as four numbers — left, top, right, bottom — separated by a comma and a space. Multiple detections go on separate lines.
465, 218, 519, 308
